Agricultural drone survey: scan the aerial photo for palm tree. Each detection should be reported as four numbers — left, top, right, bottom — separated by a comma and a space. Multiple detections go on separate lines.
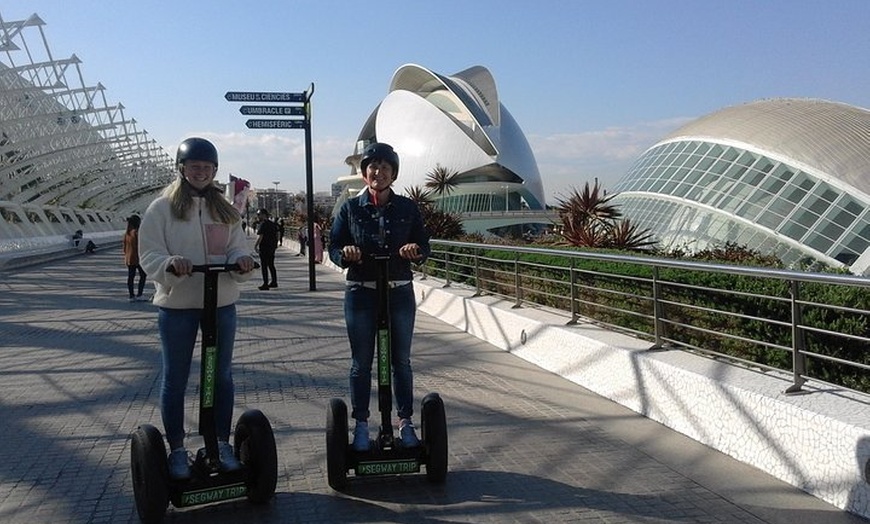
606, 218, 656, 250
404, 185, 434, 208
555, 179, 655, 251
405, 185, 464, 240
556, 179, 621, 227
424, 164, 460, 197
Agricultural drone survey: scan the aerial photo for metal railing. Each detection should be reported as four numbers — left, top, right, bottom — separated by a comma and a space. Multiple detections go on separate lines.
421, 240, 870, 395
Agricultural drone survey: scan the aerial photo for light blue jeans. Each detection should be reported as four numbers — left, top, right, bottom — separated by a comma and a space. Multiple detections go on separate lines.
345, 283, 416, 423
158, 305, 236, 450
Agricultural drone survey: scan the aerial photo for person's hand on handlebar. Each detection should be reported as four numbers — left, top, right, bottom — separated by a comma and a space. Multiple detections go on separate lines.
341, 245, 362, 264
398, 243, 423, 261
235, 255, 256, 273
169, 257, 194, 276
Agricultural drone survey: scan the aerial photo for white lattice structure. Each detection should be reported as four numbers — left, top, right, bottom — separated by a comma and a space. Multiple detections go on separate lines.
0, 11, 174, 253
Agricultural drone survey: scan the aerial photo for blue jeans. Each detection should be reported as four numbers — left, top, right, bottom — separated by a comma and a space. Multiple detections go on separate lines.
158, 305, 236, 449
345, 283, 416, 422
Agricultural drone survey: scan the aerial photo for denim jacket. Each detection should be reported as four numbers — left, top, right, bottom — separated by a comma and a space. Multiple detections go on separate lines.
329, 189, 431, 282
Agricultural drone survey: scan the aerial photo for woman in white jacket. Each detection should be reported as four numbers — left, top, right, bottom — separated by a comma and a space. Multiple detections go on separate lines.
139, 137, 255, 480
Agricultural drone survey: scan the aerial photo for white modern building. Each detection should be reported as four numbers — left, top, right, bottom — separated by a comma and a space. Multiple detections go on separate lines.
611, 98, 870, 274
335, 64, 549, 235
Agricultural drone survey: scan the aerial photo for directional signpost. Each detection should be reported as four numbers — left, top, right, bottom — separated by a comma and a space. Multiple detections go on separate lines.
225, 84, 318, 291
245, 119, 307, 129
239, 105, 306, 116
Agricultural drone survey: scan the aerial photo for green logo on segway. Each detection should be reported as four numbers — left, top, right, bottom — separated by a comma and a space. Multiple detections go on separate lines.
377, 328, 390, 386
203, 346, 216, 408
179, 483, 247, 507
356, 459, 420, 476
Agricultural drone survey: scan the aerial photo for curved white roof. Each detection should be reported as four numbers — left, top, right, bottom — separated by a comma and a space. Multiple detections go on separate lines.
613, 98, 870, 272
664, 98, 870, 194
349, 63, 546, 212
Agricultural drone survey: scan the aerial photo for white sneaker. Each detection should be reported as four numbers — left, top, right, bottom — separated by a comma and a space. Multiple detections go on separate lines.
168, 448, 191, 480
352, 421, 370, 451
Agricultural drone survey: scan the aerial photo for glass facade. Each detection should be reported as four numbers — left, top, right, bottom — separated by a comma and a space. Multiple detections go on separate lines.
612, 139, 870, 268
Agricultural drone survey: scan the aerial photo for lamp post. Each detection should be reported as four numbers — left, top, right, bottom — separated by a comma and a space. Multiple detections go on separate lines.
272, 181, 280, 218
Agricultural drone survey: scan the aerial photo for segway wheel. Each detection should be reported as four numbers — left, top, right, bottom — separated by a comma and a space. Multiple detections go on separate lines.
234, 409, 277, 504
130, 424, 169, 523
326, 397, 349, 490
421, 392, 448, 484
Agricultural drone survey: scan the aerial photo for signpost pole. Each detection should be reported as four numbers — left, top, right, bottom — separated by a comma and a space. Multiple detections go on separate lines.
303, 83, 316, 291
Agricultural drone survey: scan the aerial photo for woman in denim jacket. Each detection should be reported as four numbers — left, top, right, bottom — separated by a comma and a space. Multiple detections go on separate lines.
328, 142, 431, 451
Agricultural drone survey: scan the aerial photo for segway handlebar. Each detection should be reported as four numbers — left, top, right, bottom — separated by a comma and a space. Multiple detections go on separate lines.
167, 262, 260, 275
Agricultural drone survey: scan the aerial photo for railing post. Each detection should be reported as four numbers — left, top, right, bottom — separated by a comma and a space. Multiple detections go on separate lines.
785, 279, 808, 394
472, 247, 481, 297
443, 251, 451, 288
419, 254, 428, 281
513, 251, 522, 308
652, 266, 664, 349
568, 258, 578, 324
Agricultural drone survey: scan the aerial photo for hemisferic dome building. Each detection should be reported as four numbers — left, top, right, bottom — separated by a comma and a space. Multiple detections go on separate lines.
336, 64, 548, 236
610, 98, 870, 274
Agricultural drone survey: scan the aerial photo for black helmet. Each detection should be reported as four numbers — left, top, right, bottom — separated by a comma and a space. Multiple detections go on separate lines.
256, 208, 269, 216
176, 137, 218, 169
359, 142, 399, 178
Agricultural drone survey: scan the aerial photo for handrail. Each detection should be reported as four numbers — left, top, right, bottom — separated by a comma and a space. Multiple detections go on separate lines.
422, 239, 870, 395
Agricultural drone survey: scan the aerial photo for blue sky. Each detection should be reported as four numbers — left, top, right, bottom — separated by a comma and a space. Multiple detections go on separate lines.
6, 1, 870, 204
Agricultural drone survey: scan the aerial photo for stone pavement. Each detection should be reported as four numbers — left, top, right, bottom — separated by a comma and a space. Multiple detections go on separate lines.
0, 244, 865, 523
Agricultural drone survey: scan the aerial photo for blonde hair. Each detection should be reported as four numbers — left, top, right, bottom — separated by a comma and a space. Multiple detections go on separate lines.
164, 177, 240, 224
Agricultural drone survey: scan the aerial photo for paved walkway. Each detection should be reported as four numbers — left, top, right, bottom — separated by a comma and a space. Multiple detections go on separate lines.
0, 244, 865, 523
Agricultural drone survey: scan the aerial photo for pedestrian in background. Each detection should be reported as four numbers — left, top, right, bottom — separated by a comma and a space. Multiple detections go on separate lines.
297, 226, 306, 256
124, 214, 147, 302
254, 208, 279, 290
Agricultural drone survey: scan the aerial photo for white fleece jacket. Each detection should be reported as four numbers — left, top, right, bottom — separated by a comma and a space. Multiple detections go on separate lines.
139, 196, 252, 309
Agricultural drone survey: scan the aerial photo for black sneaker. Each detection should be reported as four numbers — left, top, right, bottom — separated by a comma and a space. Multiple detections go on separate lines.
268, 282, 277, 288
258, 284, 270, 290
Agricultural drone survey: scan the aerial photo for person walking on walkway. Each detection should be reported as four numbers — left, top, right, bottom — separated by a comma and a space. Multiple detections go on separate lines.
297, 226, 306, 256
139, 137, 255, 480
254, 208, 279, 290
123, 214, 147, 302
328, 142, 431, 451
313, 221, 324, 264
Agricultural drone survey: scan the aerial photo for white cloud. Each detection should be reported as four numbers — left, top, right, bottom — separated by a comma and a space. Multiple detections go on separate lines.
528, 117, 692, 202
193, 131, 353, 194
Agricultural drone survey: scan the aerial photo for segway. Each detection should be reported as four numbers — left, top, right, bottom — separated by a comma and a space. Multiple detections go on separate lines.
130, 263, 277, 523
326, 253, 448, 489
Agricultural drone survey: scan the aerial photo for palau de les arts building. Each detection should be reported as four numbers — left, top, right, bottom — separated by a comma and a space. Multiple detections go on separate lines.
333, 64, 548, 236
334, 65, 870, 274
